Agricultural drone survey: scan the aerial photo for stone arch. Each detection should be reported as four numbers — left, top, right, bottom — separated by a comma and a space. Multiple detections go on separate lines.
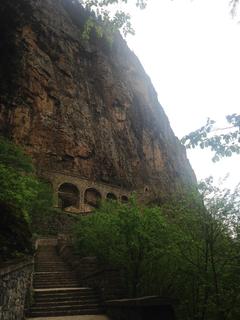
106, 192, 117, 201
84, 188, 102, 208
144, 186, 149, 193
121, 195, 129, 203
58, 183, 80, 210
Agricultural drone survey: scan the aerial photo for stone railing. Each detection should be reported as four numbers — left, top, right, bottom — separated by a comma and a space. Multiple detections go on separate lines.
0, 257, 33, 320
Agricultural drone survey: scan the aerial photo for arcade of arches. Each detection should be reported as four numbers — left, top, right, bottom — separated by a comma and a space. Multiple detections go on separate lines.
48, 172, 131, 214
58, 183, 129, 213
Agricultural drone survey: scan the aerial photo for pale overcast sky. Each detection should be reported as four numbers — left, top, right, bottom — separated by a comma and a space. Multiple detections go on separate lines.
125, 0, 240, 189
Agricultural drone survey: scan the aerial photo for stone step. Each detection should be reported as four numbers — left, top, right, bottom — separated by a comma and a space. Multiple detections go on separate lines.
34, 272, 75, 276
35, 258, 61, 260
34, 296, 100, 304
35, 293, 99, 300
35, 264, 69, 267
34, 275, 78, 280
34, 272, 77, 279
35, 273, 76, 276
36, 262, 66, 264
34, 273, 76, 278
34, 284, 81, 289
26, 307, 104, 318
35, 268, 70, 270
34, 282, 80, 287
30, 303, 100, 311
27, 244, 102, 318
35, 265, 69, 268
35, 258, 65, 260
32, 299, 100, 307
35, 291, 99, 297
36, 262, 67, 264
34, 278, 78, 283
35, 262, 67, 264
36, 265, 68, 268
33, 276, 78, 283
35, 269, 71, 272
34, 288, 94, 294
34, 280, 80, 284
34, 277, 79, 282
34, 282, 80, 285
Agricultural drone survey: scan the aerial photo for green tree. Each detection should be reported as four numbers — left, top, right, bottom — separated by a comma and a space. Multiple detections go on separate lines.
74, 186, 240, 320
0, 137, 54, 259
74, 197, 170, 297
0, 137, 53, 221
161, 180, 240, 320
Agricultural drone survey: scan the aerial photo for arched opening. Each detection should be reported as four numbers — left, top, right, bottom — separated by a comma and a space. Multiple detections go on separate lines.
58, 183, 79, 210
106, 192, 117, 201
84, 188, 102, 208
121, 195, 129, 203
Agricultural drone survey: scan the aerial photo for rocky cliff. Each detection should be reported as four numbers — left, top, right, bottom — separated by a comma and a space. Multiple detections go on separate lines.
0, 0, 196, 201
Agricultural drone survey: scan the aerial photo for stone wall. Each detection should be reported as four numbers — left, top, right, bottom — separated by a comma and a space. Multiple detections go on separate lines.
0, 258, 33, 320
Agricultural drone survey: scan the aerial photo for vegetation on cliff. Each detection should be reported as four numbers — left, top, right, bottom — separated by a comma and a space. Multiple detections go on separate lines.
74, 181, 240, 320
73, 0, 148, 39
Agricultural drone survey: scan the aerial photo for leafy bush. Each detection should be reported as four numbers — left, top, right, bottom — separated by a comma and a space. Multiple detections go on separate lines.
0, 137, 53, 260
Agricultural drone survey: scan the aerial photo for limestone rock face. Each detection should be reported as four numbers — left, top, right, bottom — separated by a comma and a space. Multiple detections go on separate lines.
0, 0, 196, 201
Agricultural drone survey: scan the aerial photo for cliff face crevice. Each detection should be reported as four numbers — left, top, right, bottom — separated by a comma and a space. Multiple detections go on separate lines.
0, 0, 196, 200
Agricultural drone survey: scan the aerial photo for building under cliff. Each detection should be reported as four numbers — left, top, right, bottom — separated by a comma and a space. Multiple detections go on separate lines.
0, 0, 197, 213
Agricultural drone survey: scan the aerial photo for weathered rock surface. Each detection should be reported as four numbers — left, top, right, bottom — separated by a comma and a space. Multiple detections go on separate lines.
0, 0, 196, 201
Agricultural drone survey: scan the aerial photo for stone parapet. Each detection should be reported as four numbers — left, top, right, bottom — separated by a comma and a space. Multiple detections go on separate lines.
0, 258, 33, 320
105, 296, 177, 320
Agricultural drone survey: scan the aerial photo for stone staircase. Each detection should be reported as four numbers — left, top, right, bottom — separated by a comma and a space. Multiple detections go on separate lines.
26, 243, 104, 318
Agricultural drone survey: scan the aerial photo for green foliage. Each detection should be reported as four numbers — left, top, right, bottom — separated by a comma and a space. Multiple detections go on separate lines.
28, 180, 54, 224
0, 137, 54, 259
161, 185, 240, 320
181, 114, 240, 161
75, 0, 148, 41
0, 136, 33, 172
0, 164, 38, 221
74, 187, 240, 319
74, 197, 170, 297
0, 137, 53, 222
